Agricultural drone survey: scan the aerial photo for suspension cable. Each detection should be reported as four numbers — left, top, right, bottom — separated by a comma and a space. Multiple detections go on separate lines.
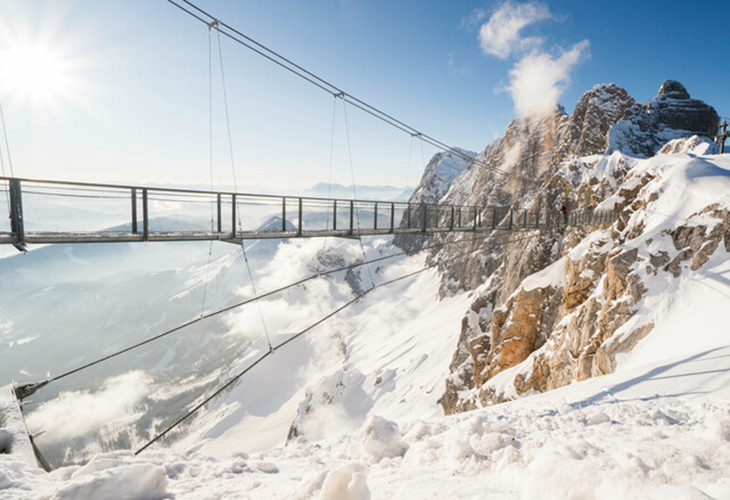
0, 99, 14, 178
163, 0, 518, 180
14, 233, 496, 401
324, 96, 338, 232
134, 238, 502, 455
134, 229, 546, 454
405, 136, 415, 199
341, 99, 376, 289
215, 26, 274, 351
199, 25, 217, 318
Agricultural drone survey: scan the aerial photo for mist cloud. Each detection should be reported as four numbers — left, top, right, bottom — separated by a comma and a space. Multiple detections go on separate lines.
478, 1, 551, 59
475, 1, 589, 116
507, 40, 589, 115
26, 371, 150, 442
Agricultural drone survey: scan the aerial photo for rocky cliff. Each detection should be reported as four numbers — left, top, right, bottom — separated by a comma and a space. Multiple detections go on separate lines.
607, 80, 719, 158
393, 147, 474, 253
394, 80, 721, 414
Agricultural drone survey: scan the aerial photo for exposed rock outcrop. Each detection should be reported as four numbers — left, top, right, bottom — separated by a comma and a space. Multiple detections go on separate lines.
568, 83, 636, 157
410, 80, 723, 414
393, 147, 474, 253
607, 80, 719, 158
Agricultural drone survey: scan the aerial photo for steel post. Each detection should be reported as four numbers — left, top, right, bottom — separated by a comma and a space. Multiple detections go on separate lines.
131, 188, 138, 234
217, 193, 222, 233
390, 203, 395, 233
8, 179, 25, 249
142, 189, 149, 241
297, 198, 303, 237
232, 194, 237, 239
282, 198, 287, 232
349, 200, 354, 235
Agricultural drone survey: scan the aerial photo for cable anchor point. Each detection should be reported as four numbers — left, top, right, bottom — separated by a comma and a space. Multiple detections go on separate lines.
14, 380, 51, 401
334, 91, 346, 100
208, 19, 220, 31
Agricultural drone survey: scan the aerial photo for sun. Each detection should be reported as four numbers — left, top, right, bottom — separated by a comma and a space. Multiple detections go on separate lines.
0, 42, 80, 108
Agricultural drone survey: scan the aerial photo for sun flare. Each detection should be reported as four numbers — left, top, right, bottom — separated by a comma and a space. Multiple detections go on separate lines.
0, 43, 78, 107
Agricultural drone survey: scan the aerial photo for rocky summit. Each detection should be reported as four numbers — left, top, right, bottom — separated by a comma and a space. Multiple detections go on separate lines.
395, 80, 722, 414
607, 80, 719, 157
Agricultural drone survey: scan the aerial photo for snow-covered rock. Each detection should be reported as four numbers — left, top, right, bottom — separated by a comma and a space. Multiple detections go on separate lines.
433, 80, 724, 413
407, 148, 475, 206
607, 80, 719, 158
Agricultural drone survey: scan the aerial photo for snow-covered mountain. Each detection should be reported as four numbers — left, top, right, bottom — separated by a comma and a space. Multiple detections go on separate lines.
392, 147, 475, 252
2, 80, 730, 499
303, 183, 414, 201
607, 80, 719, 157
404, 148, 475, 206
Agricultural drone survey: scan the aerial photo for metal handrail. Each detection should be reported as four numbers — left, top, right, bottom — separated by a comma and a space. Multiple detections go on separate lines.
0, 176, 620, 250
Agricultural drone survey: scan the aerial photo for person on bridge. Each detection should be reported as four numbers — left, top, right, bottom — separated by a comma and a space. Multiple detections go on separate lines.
561, 204, 568, 225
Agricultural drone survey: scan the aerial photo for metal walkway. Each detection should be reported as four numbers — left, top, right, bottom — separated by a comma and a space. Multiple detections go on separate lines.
0, 177, 618, 249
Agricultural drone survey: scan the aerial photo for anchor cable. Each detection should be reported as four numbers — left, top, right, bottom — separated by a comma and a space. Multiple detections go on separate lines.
135, 238, 502, 454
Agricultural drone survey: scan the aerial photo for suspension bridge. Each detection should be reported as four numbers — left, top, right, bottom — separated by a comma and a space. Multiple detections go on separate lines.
0, 0, 624, 473
1, 176, 618, 252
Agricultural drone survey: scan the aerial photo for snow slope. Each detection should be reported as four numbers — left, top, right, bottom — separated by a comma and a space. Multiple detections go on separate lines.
3, 153, 730, 499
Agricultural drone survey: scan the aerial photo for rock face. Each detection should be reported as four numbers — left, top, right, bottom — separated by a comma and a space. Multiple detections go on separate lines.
393, 147, 474, 252
607, 80, 719, 158
568, 83, 636, 157
397, 80, 722, 414
407, 148, 475, 205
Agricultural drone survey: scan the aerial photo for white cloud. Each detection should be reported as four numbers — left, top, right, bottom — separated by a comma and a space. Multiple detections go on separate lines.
507, 40, 590, 116
477, 1, 590, 116
460, 9, 488, 31
478, 1, 551, 59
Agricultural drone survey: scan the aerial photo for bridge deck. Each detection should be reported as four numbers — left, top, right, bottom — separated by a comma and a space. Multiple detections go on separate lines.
0, 176, 618, 248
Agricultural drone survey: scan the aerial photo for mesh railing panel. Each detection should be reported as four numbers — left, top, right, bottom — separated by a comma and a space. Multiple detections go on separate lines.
145, 191, 217, 232
22, 184, 133, 234
2, 178, 485, 242
1, 180, 10, 234
236, 197, 287, 233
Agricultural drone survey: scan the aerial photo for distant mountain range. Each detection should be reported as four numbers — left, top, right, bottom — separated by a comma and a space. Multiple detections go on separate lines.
303, 182, 415, 201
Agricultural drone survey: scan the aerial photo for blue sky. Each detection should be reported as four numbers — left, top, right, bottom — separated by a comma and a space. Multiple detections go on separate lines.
0, 0, 727, 193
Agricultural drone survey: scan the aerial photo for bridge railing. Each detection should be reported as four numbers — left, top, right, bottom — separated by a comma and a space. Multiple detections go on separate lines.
0, 177, 481, 247
0, 177, 620, 248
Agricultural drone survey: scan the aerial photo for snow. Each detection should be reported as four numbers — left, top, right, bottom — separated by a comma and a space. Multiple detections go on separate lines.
319, 462, 371, 500
360, 415, 408, 463
3, 153, 730, 498
0, 385, 37, 468
521, 256, 565, 291
8, 359, 730, 499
